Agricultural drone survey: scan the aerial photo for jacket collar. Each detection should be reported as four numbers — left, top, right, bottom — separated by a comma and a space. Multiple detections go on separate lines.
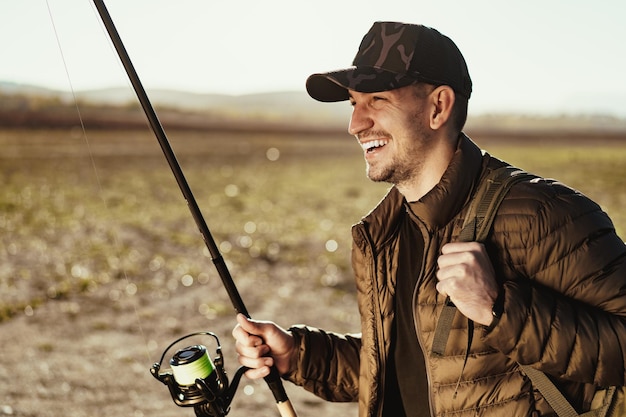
407, 133, 485, 231
357, 134, 485, 247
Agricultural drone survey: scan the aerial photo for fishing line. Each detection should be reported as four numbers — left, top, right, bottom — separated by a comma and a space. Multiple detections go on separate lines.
44, 0, 151, 365
170, 345, 214, 385
88, 1, 298, 416
46, 1, 298, 415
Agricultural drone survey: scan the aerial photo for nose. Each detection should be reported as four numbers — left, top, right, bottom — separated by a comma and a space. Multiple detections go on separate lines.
348, 103, 374, 136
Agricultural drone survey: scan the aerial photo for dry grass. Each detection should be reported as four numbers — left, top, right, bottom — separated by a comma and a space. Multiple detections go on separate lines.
1, 128, 625, 417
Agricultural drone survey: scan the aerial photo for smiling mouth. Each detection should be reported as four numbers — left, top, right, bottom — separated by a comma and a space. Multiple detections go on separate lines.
361, 139, 389, 153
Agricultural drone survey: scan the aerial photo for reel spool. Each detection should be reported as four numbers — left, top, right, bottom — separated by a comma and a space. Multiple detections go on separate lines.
170, 345, 214, 386
150, 332, 247, 417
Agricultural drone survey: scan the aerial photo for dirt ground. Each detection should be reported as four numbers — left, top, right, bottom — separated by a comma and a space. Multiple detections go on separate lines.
0, 130, 369, 417
0, 261, 361, 417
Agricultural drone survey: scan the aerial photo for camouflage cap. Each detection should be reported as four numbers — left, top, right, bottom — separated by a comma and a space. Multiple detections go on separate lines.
306, 21, 472, 102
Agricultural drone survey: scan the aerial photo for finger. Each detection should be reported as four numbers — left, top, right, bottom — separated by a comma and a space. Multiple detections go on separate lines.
236, 313, 272, 339
437, 247, 467, 270
435, 280, 448, 298
237, 350, 274, 368
237, 348, 274, 371
234, 334, 269, 359
234, 314, 263, 343
437, 259, 473, 282
232, 322, 246, 341
232, 324, 264, 349
441, 241, 482, 255
243, 364, 271, 380
235, 340, 270, 359
236, 313, 255, 332
438, 245, 484, 271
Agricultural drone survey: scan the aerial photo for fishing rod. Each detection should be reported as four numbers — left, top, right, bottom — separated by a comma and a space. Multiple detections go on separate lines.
91, 1, 297, 416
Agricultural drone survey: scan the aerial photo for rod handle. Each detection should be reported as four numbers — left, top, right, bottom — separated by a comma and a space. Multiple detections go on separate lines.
262, 351, 297, 416
276, 400, 298, 417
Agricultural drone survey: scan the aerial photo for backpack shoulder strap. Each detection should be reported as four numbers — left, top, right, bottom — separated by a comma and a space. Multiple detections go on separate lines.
520, 365, 579, 417
459, 165, 536, 243
521, 365, 619, 417
430, 166, 618, 417
431, 165, 534, 357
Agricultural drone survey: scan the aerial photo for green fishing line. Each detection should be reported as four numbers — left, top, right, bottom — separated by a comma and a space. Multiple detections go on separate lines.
170, 345, 214, 386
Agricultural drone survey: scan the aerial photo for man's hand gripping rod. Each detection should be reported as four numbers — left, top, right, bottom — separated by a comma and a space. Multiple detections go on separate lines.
92, 2, 297, 416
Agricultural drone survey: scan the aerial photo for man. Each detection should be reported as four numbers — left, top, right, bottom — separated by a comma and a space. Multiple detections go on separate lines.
232, 21, 626, 416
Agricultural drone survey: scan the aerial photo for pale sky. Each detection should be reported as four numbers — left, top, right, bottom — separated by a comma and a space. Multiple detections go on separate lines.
2, 0, 626, 116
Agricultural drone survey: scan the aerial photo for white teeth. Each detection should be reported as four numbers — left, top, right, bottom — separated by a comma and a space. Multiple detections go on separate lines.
361, 139, 389, 151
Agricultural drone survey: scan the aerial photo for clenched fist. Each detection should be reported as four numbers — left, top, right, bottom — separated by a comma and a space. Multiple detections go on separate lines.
436, 241, 500, 326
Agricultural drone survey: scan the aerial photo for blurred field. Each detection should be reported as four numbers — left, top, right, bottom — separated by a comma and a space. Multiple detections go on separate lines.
1, 128, 625, 417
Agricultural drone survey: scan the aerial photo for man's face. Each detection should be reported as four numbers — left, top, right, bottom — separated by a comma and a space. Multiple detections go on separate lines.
348, 84, 436, 187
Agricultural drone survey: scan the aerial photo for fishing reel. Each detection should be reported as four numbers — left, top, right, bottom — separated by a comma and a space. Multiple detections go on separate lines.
150, 331, 248, 417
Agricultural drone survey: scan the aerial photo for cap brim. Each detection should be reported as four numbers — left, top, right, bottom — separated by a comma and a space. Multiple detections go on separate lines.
306, 67, 417, 102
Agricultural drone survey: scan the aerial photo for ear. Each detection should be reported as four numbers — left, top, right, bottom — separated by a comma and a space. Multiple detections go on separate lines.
428, 86, 455, 130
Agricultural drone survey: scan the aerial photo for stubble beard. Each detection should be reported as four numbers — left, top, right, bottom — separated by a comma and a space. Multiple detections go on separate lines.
365, 128, 431, 187
362, 96, 432, 187
366, 156, 398, 183
366, 152, 419, 186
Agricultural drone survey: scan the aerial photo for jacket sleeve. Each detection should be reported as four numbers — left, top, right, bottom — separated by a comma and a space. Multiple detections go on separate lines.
283, 325, 361, 402
483, 179, 626, 387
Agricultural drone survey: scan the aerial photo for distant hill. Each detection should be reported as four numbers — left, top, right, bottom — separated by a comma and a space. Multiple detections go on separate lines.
0, 81, 352, 133
1, 81, 626, 137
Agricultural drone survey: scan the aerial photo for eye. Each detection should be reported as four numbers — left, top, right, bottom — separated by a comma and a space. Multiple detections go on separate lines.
370, 95, 387, 108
